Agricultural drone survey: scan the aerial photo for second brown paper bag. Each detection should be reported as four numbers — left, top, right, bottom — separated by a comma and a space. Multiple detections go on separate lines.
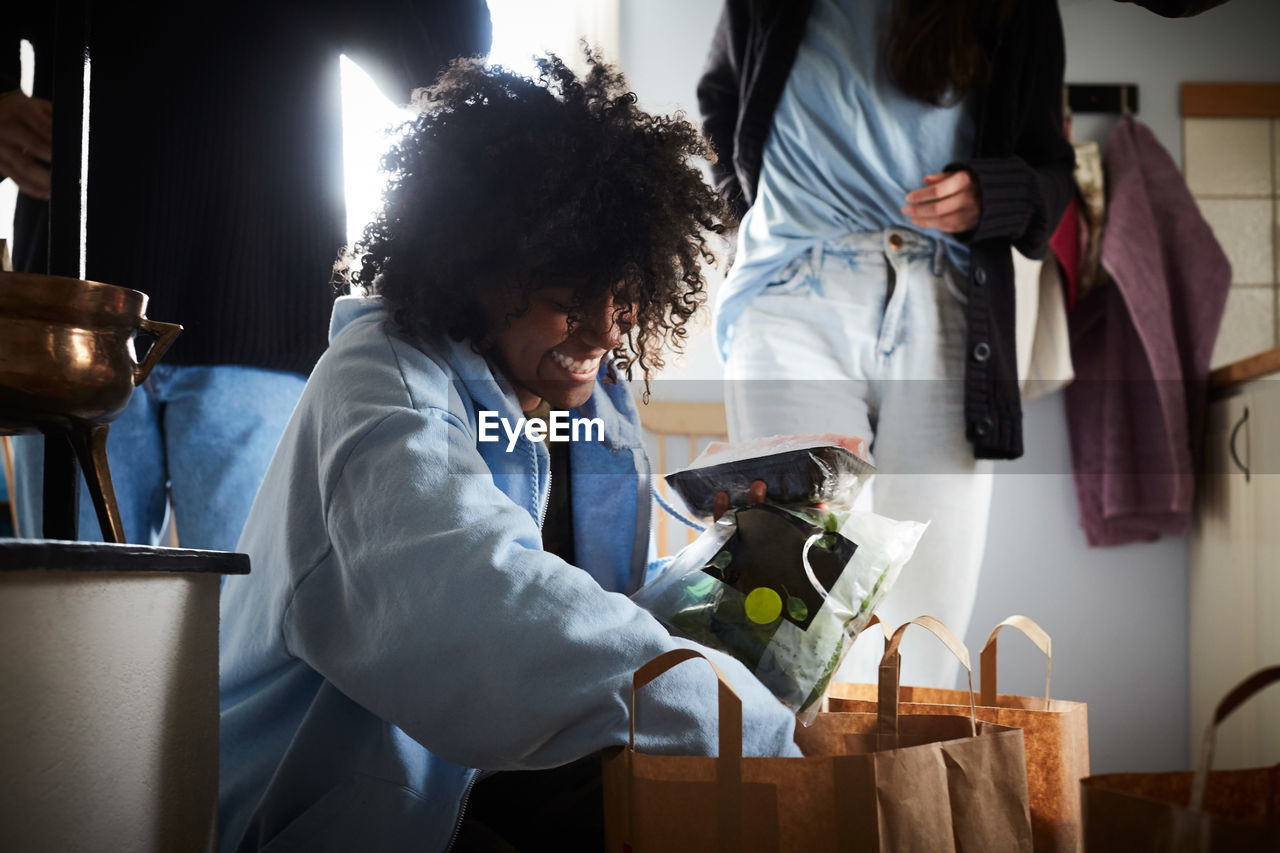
827, 615, 1089, 853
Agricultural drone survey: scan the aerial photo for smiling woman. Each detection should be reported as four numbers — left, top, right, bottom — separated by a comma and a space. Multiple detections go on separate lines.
217, 50, 797, 853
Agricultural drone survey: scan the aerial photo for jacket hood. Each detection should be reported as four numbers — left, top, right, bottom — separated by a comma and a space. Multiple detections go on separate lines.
329, 293, 383, 342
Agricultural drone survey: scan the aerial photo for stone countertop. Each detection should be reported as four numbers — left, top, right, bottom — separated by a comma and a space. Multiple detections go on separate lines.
0, 538, 249, 574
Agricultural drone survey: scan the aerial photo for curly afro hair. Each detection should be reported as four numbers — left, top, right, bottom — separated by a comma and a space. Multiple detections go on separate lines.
350, 49, 734, 383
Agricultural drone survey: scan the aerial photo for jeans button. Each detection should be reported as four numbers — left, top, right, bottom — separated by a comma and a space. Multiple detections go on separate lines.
888, 233, 904, 250
974, 266, 987, 286
972, 341, 991, 362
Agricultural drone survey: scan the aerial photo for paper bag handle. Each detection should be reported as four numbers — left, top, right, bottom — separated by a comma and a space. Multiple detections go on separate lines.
629, 648, 745, 853
821, 616, 890, 713
980, 615, 1052, 709
849, 613, 892, 646
878, 616, 977, 749
1190, 665, 1280, 812
630, 648, 743, 759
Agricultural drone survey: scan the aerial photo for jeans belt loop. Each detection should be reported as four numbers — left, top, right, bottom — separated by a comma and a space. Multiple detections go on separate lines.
811, 241, 824, 276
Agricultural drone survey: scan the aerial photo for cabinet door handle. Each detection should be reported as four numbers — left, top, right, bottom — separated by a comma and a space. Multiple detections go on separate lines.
1228, 406, 1250, 483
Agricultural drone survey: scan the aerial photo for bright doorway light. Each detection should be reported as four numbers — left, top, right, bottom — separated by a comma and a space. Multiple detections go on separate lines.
488, 0, 576, 74
340, 55, 412, 248
340, 3, 618, 247
487, 0, 619, 75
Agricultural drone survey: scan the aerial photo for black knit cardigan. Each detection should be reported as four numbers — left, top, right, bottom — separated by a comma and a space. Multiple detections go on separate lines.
697, 0, 1075, 459
2, 1, 491, 376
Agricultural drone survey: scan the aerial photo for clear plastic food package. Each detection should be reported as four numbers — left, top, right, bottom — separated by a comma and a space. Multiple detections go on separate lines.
663, 434, 876, 520
634, 435, 926, 724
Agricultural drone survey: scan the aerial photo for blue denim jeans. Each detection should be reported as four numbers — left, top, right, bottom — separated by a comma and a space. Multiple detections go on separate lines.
10, 363, 306, 551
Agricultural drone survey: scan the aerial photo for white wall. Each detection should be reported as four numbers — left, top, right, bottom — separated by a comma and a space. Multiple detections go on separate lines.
0, 571, 220, 851
619, 0, 730, 394
618, 0, 1280, 773
1062, 0, 1280, 165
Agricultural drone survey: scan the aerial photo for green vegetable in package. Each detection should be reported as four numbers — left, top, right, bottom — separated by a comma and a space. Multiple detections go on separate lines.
633, 503, 927, 724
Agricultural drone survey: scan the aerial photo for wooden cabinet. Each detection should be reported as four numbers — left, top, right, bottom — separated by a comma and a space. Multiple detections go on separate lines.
1190, 375, 1280, 768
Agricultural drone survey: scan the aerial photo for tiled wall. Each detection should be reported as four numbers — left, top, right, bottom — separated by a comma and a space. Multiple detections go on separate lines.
1184, 118, 1279, 369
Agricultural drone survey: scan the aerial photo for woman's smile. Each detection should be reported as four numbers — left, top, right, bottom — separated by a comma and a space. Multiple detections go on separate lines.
548, 348, 603, 379
489, 288, 629, 410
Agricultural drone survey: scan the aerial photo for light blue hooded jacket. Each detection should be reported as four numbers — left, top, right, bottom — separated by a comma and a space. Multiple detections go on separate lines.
218, 296, 800, 852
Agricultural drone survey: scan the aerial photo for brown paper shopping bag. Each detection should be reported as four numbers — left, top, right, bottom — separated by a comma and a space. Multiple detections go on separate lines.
804, 615, 1035, 852
827, 615, 1090, 853
604, 618, 1033, 853
1080, 665, 1280, 852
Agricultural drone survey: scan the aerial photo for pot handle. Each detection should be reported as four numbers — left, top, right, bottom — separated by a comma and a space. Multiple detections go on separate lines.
133, 317, 183, 385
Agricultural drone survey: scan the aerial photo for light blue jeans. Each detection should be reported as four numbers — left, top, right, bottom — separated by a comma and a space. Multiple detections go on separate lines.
723, 228, 994, 689
10, 363, 306, 552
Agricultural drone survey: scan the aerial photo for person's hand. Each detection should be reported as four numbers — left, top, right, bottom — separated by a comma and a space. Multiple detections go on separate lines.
902, 170, 980, 233
0, 93, 53, 200
712, 479, 767, 521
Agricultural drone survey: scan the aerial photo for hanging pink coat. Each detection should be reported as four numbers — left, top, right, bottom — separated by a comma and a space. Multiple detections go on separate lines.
1065, 118, 1231, 546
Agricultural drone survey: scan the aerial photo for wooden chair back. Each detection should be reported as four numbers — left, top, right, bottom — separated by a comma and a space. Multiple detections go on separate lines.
638, 400, 728, 552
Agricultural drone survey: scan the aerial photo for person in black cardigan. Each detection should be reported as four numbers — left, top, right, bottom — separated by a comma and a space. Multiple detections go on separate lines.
699, 0, 1075, 460
0, 1, 491, 549
697, 0, 1074, 685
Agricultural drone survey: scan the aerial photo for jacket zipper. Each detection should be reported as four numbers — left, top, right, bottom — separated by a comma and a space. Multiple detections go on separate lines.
528, 423, 550, 530
445, 769, 485, 852
539, 467, 552, 530
630, 451, 655, 594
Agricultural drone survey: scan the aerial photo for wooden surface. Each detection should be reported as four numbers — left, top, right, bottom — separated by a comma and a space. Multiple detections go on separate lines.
1181, 83, 1280, 117
639, 401, 728, 550
1210, 347, 1280, 391
639, 400, 728, 437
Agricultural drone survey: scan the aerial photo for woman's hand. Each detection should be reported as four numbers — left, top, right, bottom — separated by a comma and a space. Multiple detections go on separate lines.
902, 170, 980, 233
712, 479, 767, 521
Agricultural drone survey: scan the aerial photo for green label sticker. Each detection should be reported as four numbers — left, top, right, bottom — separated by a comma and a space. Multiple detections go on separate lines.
745, 586, 783, 625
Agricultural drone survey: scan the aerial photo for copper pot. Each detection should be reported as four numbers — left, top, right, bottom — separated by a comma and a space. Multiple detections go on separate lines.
0, 272, 182, 542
